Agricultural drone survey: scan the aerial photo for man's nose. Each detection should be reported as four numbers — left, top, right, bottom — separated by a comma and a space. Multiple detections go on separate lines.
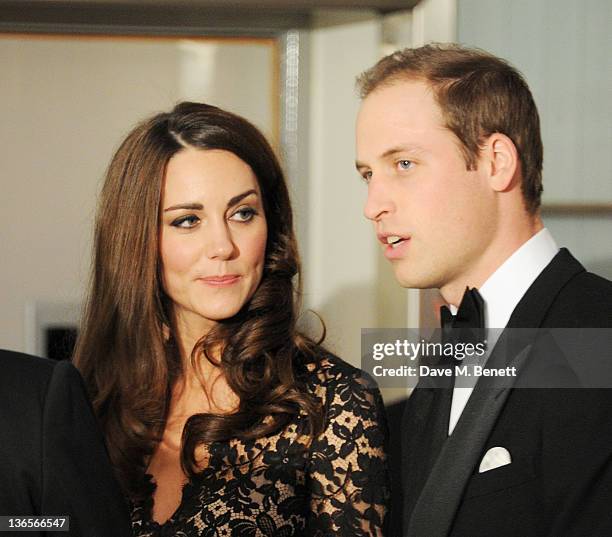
205, 220, 235, 260
363, 175, 395, 221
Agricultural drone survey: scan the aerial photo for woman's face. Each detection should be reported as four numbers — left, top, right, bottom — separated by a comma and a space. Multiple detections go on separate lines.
159, 147, 268, 336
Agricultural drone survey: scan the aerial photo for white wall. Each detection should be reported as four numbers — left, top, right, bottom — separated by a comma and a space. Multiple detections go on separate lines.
457, 0, 612, 278
411, 0, 456, 46
303, 13, 382, 365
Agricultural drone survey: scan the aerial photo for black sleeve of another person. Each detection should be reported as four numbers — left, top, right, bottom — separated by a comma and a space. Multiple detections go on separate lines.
0, 350, 132, 537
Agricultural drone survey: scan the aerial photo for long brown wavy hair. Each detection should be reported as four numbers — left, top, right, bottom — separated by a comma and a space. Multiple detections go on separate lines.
74, 102, 325, 500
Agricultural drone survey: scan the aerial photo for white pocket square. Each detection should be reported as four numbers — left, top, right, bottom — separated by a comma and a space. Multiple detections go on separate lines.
479, 446, 512, 473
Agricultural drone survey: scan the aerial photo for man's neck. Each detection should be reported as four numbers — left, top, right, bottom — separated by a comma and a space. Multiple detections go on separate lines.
440, 217, 544, 306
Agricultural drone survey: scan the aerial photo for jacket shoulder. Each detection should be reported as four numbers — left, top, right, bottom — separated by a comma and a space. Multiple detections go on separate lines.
546, 270, 612, 327
0, 349, 58, 400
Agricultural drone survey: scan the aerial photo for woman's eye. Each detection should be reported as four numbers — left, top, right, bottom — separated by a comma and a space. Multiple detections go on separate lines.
398, 159, 413, 171
230, 207, 257, 222
171, 215, 200, 228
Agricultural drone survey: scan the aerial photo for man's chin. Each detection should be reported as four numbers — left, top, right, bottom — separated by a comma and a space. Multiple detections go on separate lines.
393, 268, 435, 290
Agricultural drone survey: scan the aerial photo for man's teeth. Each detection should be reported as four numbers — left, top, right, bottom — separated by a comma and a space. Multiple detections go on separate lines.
386, 236, 403, 248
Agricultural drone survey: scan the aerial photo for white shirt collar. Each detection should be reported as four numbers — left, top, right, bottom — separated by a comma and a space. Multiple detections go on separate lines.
447, 228, 559, 435
478, 228, 559, 329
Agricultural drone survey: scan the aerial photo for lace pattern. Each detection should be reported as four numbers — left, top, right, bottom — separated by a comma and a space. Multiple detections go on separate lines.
131, 355, 390, 536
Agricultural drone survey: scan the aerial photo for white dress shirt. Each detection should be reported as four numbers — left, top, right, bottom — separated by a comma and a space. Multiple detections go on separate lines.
448, 228, 559, 434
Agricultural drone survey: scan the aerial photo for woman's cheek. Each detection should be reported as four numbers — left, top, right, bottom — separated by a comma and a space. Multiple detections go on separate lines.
161, 233, 200, 278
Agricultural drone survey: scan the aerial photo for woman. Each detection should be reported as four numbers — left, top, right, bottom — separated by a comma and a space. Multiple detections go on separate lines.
74, 102, 389, 536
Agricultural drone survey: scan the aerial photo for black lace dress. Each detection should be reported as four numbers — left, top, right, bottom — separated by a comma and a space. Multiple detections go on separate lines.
131, 355, 390, 536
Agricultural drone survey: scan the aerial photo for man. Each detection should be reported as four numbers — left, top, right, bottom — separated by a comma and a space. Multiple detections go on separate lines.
0, 349, 133, 536
355, 44, 612, 537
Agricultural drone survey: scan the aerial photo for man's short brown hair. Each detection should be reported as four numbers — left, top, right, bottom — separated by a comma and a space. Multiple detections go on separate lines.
357, 43, 543, 213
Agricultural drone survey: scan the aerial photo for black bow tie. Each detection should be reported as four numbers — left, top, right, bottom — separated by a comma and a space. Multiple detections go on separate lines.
440, 287, 485, 345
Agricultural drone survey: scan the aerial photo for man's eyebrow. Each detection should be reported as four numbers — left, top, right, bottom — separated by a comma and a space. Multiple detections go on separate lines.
163, 190, 258, 213
355, 145, 426, 171
380, 145, 425, 158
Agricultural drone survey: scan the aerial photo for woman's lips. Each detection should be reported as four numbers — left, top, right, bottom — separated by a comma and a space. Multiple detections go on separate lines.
198, 275, 241, 286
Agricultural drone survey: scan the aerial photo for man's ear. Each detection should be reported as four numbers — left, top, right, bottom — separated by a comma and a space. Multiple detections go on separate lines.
481, 133, 519, 192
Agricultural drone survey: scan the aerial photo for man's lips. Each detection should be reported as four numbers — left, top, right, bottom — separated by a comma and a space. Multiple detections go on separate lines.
197, 275, 241, 286
383, 237, 410, 259
376, 233, 411, 259
376, 232, 410, 246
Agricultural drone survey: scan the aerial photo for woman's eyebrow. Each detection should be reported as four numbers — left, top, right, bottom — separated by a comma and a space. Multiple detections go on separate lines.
227, 189, 257, 208
163, 190, 258, 212
163, 202, 204, 212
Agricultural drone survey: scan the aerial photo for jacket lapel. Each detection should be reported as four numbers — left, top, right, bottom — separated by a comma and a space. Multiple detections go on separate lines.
405, 341, 532, 536
403, 248, 585, 536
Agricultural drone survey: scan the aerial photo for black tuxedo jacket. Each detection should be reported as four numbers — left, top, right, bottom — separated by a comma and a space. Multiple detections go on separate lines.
0, 349, 133, 537
401, 248, 612, 537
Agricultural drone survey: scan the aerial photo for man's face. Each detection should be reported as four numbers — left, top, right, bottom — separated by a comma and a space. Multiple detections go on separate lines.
356, 79, 497, 294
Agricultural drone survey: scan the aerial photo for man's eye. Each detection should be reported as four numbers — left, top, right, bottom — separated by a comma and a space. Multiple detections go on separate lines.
398, 160, 413, 170
230, 207, 257, 222
171, 215, 200, 228
361, 171, 373, 183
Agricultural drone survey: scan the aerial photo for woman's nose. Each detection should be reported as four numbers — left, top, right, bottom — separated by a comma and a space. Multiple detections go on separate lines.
205, 221, 235, 260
